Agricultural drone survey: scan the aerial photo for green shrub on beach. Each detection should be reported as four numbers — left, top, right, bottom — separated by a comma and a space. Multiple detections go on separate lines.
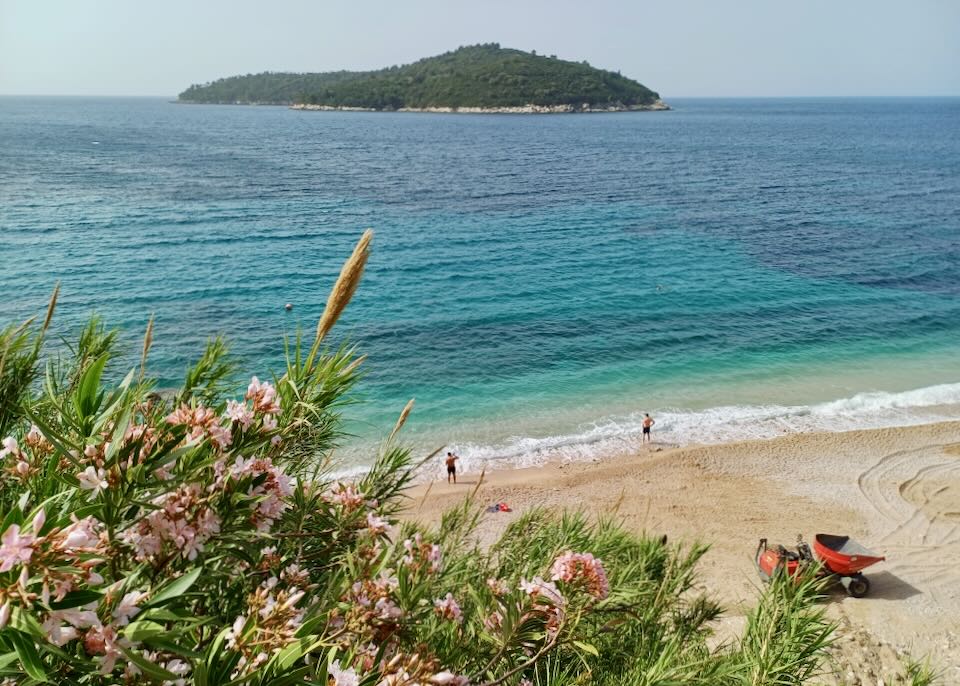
0, 230, 852, 685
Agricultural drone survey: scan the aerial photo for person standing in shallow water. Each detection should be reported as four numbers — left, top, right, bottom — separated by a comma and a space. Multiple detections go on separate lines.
445, 452, 460, 484
642, 413, 655, 444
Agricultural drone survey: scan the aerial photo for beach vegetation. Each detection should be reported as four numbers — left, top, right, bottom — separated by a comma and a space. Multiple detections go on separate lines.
0, 230, 874, 685
903, 657, 941, 686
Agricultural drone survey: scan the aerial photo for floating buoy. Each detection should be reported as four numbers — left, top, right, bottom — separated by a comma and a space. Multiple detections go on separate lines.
284, 303, 293, 311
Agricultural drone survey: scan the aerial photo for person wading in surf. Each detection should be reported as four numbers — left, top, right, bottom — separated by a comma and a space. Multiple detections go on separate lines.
445, 452, 460, 484
642, 413, 655, 444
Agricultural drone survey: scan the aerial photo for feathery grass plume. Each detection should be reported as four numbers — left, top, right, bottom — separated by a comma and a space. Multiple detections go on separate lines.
389, 398, 415, 443
340, 353, 366, 377
41, 282, 60, 336
316, 229, 373, 345
139, 314, 155, 382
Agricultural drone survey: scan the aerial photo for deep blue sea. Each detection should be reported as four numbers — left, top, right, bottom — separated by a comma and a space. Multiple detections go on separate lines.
2, 96, 960, 471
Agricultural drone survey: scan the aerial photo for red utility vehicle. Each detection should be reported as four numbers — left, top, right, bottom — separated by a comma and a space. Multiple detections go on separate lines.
755, 533, 885, 598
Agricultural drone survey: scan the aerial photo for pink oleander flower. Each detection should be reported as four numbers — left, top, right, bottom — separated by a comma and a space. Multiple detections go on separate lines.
357, 642, 378, 672
521, 576, 566, 639
166, 403, 233, 450
83, 444, 100, 463
519, 576, 565, 608
229, 456, 293, 531
123, 423, 157, 459
428, 544, 442, 573
374, 571, 399, 593
350, 581, 370, 607
43, 606, 101, 646
171, 520, 201, 560
53, 577, 73, 601
550, 551, 610, 600
224, 615, 247, 649
121, 484, 220, 562
58, 516, 102, 551
0, 524, 34, 572
246, 376, 282, 416
165, 405, 193, 426
433, 593, 462, 623
77, 466, 108, 498
486, 577, 509, 597
366, 512, 389, 535
428, 672, 469, 686
483, 610, 503, 631
0, 437, 21, 459
402, 536, 417, 565
281, 563, 309, 586
31, 508, 46, 535
112, 591, 147, 626
163, 657, 191, 686
228, 582, 305, 677
207, 424, 232, 450
329, 482, 365, 512
401, 533, 444, 576
57, 608, 101, 629
42, 618, 79, 646
519, 680, 533, 686
83, 624, 127, 674
374, 596, 403, 621
224, 399, 255, 429
329, 659, 360, 686
25, 425, 43, 444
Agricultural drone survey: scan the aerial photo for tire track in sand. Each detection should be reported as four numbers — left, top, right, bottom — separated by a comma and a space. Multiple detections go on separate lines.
857, 442, 960, 587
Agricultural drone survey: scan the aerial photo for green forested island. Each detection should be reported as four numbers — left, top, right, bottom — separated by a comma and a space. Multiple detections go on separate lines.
178, 44, 667, 112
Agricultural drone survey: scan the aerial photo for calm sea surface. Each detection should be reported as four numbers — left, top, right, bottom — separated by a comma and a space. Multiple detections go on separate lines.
2, 97, 960, 470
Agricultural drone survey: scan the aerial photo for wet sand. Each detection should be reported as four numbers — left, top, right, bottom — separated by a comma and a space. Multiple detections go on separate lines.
402, 421, 960, 684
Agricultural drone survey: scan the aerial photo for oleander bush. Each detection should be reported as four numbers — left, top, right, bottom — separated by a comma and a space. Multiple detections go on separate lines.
0, 231, 844, 685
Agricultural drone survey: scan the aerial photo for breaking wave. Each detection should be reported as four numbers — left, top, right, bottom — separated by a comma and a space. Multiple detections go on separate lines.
440, 382, 960, 476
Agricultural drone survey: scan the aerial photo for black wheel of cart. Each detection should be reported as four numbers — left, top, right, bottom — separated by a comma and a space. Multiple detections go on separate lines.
845, 574, 870, 598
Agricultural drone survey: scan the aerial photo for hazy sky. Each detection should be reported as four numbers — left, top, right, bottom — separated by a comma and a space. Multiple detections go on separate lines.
1, 0, 957, 97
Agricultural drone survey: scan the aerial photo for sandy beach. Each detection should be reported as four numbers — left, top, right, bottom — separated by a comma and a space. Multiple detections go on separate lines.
402, 421, 960, 684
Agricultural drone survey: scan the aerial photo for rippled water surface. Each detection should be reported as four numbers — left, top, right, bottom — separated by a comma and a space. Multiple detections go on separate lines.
2, 97, 959, 468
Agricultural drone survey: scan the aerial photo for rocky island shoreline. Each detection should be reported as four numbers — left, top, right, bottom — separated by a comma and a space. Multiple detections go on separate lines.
289, 99, 670, 114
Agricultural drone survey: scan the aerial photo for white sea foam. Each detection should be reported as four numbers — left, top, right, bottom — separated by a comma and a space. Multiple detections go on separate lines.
439, 382, 960, 477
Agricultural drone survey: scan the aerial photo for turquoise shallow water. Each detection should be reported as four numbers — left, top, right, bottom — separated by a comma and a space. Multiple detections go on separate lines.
2, 96, 959, 470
